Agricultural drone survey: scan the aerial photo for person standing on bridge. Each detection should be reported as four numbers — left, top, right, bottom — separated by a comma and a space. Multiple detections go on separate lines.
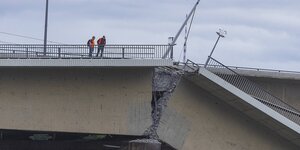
96, 36, 106, 58
87, 36, 95, 57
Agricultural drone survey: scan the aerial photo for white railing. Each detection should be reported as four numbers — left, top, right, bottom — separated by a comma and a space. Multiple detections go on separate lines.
0, 44, 173, 59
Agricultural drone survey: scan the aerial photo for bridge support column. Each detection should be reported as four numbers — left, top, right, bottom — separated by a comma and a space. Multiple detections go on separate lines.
128, 140, 161, 150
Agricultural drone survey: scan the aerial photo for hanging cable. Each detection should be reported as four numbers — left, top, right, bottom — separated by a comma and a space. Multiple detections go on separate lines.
162, 0, 201, 58
178, 45, 184, 62
0, 31, 62, 44
179, 8, 197, 62
185, 9, 196, 42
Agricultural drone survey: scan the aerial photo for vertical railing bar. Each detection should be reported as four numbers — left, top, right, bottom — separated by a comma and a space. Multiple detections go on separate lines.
58, 47, 61, 58
122, 47, 125, 59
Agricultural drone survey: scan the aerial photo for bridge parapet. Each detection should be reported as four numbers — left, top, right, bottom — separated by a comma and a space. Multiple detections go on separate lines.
0, 44, 173, 59
0, 44, 173, 67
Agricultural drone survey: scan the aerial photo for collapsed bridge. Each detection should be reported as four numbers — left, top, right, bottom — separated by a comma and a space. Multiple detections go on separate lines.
0, 43, 299, 149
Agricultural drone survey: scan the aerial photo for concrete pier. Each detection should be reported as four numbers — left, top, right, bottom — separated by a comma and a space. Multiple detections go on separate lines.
128, 139, 161, 150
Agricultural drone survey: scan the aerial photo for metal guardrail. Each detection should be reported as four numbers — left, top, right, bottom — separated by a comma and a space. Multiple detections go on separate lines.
0, 44, 173, 59
205, 57, 300, 125
177, 61, 300, 75
226, 66, 300, 75
182, 59, 200, 72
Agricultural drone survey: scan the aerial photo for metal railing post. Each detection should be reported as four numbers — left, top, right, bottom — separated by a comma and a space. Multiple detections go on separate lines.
171, 45, 174, 59
26, 48, 28, 58
122, 47, 125, 59
58, 47, 61, 58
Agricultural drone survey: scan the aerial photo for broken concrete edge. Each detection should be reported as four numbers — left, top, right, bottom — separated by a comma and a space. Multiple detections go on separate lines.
144, 67, 183, 140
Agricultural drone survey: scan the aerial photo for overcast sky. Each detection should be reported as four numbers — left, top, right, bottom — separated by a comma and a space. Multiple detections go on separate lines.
0, 0, 299, 71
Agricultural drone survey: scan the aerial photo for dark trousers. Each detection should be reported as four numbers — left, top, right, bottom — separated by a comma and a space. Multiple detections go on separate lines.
89, 47, 94, 57
96, 46, 104, 57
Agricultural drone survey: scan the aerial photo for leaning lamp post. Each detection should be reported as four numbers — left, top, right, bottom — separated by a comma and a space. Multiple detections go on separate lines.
204, 28, 227, 68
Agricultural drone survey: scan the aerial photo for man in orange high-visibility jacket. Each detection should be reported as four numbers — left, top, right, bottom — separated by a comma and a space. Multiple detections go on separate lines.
96, 36, 106, 58
87, 36, 95, 57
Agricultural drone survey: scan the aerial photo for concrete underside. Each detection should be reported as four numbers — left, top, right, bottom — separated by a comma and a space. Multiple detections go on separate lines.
0, 68, 153, 135
0, 141, 112, 150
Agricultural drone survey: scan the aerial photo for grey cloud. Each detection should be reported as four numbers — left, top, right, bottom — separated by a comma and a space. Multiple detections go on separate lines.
0, 0, 299, 71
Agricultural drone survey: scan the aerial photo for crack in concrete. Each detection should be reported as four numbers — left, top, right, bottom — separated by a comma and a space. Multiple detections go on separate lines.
144, 67, 183, 139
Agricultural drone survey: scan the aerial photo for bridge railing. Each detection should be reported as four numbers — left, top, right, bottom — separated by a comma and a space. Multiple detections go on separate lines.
205, 56, 300, 125
0, 44, 173, 59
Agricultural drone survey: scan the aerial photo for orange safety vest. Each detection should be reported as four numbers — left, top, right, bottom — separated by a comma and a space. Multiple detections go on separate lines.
90, 39, 95, 48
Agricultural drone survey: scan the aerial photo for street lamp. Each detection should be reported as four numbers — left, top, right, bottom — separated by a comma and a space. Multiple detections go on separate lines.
204, 28, 227, 67
43, 0, 49, 55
